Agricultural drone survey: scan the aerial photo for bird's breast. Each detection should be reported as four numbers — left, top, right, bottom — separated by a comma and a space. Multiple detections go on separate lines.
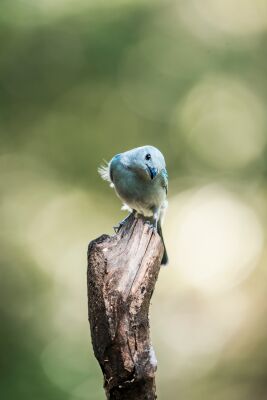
112, 162, 166, 213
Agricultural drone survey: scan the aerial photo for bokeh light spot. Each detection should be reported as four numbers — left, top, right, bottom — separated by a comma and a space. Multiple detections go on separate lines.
178, 0, 267, 43
166, 185, 264, 293
174, 76, 266, 170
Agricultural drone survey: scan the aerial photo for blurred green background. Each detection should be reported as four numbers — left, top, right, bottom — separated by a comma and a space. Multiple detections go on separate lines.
1, 0, 267, 399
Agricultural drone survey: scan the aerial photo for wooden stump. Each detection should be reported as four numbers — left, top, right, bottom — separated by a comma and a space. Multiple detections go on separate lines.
87, 213, 164, 400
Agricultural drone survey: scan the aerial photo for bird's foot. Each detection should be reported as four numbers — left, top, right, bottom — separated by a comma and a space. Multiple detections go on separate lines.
113, 212, 135, 234
144, 218, 157, 232
113, 224, 121, 234
113, 220, 127, 233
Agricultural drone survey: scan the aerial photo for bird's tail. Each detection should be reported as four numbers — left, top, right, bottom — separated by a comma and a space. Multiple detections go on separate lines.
157, 221, 168, 266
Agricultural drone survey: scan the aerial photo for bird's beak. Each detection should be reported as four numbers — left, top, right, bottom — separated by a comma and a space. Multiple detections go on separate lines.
146, 165, 158, 179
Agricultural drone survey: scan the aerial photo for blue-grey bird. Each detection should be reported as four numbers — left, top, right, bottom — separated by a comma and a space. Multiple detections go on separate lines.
99, 145, 168, 265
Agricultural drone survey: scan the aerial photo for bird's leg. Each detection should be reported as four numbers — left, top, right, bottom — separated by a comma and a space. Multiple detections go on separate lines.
113, 210, 136, 233
143, 209, 159, 231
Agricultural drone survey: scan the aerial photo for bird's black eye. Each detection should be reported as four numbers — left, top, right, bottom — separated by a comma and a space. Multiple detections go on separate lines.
145, 153, 151, 161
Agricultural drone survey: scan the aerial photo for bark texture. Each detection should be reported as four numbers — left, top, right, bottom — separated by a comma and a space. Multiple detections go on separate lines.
87, 214, 164, 400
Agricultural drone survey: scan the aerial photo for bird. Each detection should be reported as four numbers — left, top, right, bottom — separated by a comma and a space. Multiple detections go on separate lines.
98, 145, 168, 265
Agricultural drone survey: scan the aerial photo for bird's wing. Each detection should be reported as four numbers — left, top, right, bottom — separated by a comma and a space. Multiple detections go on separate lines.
160, 168, 168, 194
98, 161, 114, 188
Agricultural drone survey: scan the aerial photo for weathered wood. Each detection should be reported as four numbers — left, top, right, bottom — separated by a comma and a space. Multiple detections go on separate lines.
87, 213, 164, 400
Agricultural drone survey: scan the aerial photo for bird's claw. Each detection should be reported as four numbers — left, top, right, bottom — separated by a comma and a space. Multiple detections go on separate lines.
113, 213, 134, 234
113, 223, 123, 233
144, 219, 152, 227
145, 219, 157, 232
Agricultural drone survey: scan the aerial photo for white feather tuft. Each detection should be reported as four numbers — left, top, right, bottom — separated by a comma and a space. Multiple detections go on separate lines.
98, 161, 115, 188
98, 161, 111, 182
121, 203, 132, 212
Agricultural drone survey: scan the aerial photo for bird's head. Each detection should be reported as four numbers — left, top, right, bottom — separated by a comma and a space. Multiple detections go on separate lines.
121, 145, 166, 181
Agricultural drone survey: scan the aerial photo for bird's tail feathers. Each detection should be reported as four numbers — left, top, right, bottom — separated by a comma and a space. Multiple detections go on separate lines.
157, 221, 168, 266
